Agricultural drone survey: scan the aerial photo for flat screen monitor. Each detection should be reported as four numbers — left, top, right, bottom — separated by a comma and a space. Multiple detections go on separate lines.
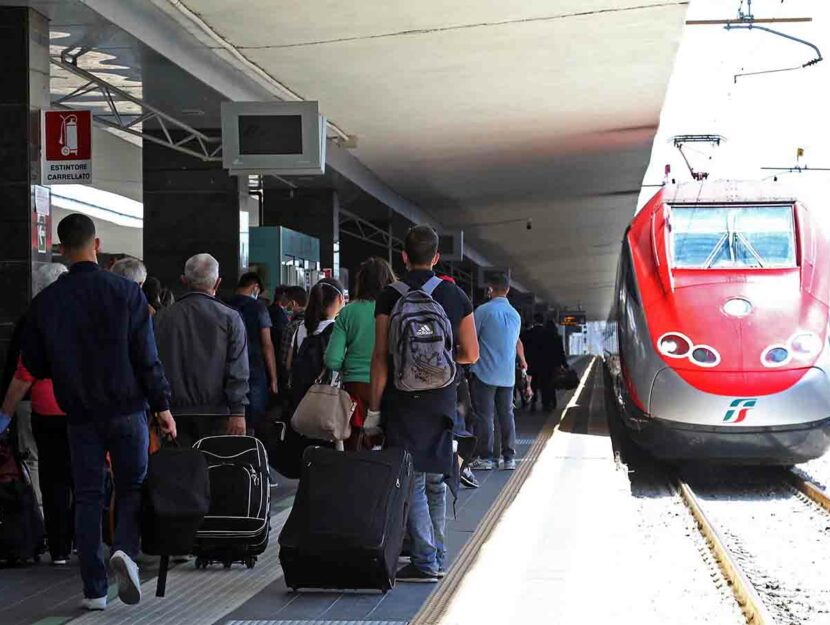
238, 115, 303, 155
222, 101, 326, 175
438, 230, 464, 261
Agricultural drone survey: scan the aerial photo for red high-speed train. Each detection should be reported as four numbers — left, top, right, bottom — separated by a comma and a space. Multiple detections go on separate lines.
604, 180, 830, 464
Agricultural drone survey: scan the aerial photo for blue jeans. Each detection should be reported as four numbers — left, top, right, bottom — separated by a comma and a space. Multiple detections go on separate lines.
471, 376, 516, 461
425, 473, 447, 571
67, 412, 149, 599
247, 371, 269, 429
407, 472, 440, 576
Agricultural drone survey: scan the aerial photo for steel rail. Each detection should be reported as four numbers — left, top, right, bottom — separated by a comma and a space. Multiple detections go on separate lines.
676, 479, 777, 625
786, 471, 830, 514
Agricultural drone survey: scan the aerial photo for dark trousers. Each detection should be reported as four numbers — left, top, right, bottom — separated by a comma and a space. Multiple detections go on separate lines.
531, 371, 557, 410
67, 411, 148, 599
174, 415, 230, 449
31, 413, 73, 560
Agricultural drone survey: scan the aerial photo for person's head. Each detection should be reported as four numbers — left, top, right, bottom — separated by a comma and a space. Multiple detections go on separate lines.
274, 285, 289, 307
403, 225, 440, 270
236, 272, 264, 299
33, 262, 68, 297
182, 253, 221, 295
533, 312, 545, 325
57, 214, 99, 263
486, 272, 510, 298
110, 257, 147, 286
285, 285, 308, 313
143, 276, 163, 309
355, 257, 396, 301
304, 278, 345, 333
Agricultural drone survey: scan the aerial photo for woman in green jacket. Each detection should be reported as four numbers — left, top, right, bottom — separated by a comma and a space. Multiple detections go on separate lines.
324, 257, 395, 448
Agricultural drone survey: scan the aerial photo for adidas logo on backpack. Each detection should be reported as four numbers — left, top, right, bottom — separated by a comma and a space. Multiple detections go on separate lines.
415, 324, 434, 337
388, 277, 456, 392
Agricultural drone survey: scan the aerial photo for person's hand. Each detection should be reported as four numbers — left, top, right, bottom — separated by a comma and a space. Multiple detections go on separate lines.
270, 378, 279, 395
0, 411, 11, 435
156, 410, 177, 440
519, 359, 528, 371
364, 409, 383, 436
228, 415, 247, 436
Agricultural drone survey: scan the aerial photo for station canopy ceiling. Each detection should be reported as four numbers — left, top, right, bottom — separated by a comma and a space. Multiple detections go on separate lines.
9, 0, 689, 317
169, 0, 688, 316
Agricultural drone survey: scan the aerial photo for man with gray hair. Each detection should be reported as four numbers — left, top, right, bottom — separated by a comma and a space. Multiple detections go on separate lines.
111, 257, 147, 286
154, 253, 250, 446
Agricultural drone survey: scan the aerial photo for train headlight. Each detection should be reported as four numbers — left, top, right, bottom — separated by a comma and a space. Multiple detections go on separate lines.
790, 333, 822, 357
723, 297, 752, 318
658, 333, 692, 358
762, 345, 791, 367
690, 345, 720, 367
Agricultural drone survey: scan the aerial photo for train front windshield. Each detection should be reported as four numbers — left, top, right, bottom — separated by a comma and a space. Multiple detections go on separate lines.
670, 205, 796, 269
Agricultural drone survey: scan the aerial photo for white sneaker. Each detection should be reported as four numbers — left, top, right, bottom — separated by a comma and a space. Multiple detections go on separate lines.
110, 550, 142, 605
81, 596, 107, 611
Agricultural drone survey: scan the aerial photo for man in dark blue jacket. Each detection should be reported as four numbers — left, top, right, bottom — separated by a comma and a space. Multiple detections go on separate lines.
19, 214, 176, 611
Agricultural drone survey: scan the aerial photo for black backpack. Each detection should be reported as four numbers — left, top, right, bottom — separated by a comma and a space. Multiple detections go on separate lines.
0, 436, 45, 564
290, 323, 334, 408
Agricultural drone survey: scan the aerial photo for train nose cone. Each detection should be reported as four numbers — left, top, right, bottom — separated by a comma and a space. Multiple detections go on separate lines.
649, 366, 830, 428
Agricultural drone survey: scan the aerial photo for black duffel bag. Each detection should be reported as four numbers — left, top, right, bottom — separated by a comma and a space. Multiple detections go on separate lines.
141, 444, 210, 596
552, 366, 580, 390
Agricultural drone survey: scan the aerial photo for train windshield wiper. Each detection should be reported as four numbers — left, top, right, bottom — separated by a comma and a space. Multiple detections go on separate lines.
736, 232, 766, 268
703, 233, 729, 269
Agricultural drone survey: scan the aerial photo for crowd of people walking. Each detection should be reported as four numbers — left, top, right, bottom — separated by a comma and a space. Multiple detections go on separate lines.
0, 213, 572, 607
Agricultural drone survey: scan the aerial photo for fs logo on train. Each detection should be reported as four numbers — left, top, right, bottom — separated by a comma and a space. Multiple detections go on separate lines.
723, 398, 757, 423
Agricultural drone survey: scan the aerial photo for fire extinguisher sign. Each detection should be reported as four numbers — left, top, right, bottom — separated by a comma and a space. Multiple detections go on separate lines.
42, 109, 93, 185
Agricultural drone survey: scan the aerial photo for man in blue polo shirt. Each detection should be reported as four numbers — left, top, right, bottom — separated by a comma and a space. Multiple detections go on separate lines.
469, 273, 526, 471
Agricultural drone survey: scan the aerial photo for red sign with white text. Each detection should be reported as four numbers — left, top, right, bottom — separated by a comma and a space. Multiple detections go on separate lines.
42, 109, 93, 184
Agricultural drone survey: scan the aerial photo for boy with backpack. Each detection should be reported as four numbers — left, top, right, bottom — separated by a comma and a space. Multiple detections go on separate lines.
369, 225, 479, 582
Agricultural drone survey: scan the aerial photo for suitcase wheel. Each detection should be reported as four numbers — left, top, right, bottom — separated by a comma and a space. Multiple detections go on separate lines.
223, 560, 232, 569
195, 557, 208, 569
245, 556, 256, 569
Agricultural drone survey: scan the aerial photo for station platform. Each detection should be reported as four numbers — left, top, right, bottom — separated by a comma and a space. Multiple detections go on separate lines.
0, 358, 596, 625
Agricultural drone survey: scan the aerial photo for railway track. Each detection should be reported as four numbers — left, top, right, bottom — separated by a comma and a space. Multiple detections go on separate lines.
678, 470, 830, 625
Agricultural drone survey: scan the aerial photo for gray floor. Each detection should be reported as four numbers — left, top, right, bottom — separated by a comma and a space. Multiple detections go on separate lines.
0, 358, 592, 625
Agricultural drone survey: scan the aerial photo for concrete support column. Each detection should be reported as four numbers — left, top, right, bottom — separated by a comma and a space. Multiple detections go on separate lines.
262, 188, 339, 272
0, 7, 49, 367
142, 138, 242, 298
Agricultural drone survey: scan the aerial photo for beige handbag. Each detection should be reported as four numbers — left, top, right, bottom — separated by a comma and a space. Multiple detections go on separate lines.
291, 371, 355, 442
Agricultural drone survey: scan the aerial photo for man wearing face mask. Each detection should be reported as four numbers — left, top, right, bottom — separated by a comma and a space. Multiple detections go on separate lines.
154, 254, 250, 447
228, 272, 278, 434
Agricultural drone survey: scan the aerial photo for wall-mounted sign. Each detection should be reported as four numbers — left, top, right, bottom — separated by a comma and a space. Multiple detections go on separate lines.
34, 185, 50, 215
42, 109, 93, 185
559, 311, 587, 327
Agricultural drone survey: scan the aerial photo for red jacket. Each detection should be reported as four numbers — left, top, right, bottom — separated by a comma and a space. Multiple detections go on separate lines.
14, 357, 64, 416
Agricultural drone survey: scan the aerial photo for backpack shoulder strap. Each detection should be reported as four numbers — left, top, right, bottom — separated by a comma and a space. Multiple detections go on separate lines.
421, 275, 443, 296
391, 281, 410, 296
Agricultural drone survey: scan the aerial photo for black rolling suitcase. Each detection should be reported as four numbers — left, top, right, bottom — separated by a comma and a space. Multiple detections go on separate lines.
278, 446, 414, 592
193, 435, 270, 569
0, 438, 44, 564
141, 443, 210, 596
